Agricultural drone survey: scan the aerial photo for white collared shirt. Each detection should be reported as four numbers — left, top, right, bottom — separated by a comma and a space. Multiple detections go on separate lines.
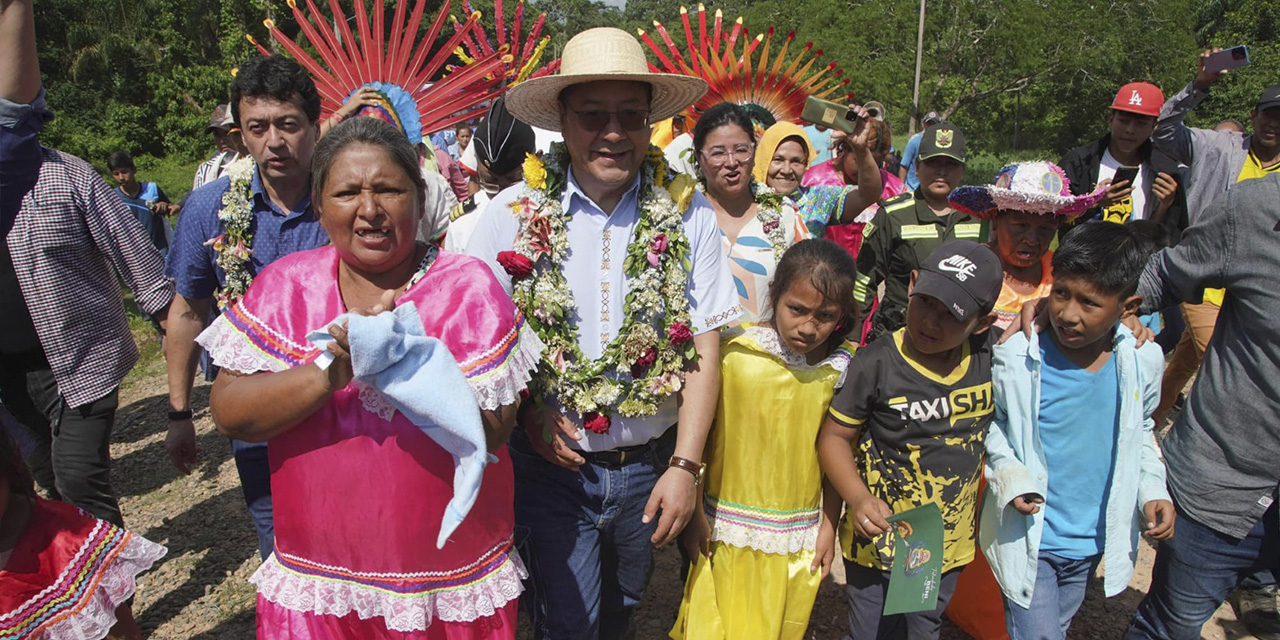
466, 168, 741, 450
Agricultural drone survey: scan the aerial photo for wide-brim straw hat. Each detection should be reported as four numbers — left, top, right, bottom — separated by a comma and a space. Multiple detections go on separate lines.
505, 27, 708, 132
949, 161, 1107, 220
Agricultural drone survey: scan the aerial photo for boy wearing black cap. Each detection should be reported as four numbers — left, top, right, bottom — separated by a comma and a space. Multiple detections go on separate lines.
855, 124, 983, 342
819, 239, 1001, 640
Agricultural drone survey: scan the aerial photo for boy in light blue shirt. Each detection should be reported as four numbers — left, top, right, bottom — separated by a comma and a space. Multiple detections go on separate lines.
981, 221, 1175, 640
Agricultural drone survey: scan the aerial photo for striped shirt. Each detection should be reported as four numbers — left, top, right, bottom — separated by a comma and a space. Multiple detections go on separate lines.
6, 148, 175, 407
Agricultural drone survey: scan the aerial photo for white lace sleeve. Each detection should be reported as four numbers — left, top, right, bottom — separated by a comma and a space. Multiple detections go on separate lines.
458, 320, 545, 411
195, 312, 295, 375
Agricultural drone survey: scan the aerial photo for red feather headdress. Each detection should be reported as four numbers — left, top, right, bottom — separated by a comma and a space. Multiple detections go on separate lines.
638, 4, 853, 127
251, 0, 554, 143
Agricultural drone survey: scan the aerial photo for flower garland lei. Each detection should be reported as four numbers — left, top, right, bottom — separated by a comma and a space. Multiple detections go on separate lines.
497, 143, 700, 432
750, 181, 790, 261
204, 157, 256, 309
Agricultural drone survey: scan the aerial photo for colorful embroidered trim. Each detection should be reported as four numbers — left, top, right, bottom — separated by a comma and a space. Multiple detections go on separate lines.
705, 496, 821, 556
0, 522, 131, 637
705, 496, 820, 536
222, 303, 317, 368
271, 538, 517, 596
459, 311, 529, 384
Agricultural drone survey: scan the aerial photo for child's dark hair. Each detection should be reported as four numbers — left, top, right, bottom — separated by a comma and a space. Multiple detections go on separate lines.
1053, 221, 1148, 298
107, 151, 135, 171
768, 239, 860, 346
0, 416, 35, 497
1125, 219, 1169, 256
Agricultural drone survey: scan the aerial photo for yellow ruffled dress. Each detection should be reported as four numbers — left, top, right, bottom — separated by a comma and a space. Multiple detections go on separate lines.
671, 325, 855, 640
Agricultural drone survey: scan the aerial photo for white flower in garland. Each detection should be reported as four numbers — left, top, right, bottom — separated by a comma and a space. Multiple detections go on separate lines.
751, 182, 792, 262
205, 157, 257, 309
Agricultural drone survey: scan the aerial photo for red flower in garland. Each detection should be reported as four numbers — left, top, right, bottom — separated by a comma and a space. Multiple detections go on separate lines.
667, 322, 694, 346
497, 251, 534, 280
583, 412, 612, 434
630, 347, 658, 378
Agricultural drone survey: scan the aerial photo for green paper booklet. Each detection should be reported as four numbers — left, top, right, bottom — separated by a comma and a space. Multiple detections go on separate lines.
882, 503, 945, 615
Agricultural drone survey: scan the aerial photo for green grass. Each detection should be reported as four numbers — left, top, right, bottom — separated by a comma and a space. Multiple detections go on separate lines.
133, 156, 205, 204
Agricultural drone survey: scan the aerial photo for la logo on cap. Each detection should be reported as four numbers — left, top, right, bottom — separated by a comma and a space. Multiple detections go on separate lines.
1129, 90, 1143, 106
938, 255, 977, 281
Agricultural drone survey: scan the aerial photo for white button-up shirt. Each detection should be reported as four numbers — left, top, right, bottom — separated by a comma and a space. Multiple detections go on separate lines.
466, 168, 741, 451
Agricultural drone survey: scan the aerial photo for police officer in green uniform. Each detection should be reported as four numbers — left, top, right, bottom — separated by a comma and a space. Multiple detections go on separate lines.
855, 123, 983, 340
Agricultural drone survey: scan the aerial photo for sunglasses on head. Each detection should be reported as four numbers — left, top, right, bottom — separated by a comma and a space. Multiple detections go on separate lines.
571, 109, 651, 132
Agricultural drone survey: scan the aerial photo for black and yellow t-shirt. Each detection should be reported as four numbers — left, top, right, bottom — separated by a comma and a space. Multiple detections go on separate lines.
827, 328, 994, 572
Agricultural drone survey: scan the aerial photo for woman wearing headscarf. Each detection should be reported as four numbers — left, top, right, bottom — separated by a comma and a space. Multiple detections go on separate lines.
753, 119, 884, 242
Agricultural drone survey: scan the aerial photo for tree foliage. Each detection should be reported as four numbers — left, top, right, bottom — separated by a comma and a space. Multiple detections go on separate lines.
29, 0, 1278, 173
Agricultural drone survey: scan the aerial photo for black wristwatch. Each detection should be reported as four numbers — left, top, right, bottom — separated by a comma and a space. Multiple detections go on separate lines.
167, 409, 193, 421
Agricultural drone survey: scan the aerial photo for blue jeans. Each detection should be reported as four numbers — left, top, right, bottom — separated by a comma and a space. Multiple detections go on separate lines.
1126, 503, 1280, 640
1004, 552, 1098, 640
510, 427, 675, 640
230, 438, 274, 560
843, 559, 961, 640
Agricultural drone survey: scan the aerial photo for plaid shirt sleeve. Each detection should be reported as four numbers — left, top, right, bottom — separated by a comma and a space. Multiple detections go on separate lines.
10, 149, 175, 407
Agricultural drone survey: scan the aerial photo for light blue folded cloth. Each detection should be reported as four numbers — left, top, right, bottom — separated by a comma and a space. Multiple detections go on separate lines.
307, 302, 490, 549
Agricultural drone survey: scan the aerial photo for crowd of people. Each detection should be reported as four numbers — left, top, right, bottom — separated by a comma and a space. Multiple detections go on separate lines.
2, 1, 1280, 639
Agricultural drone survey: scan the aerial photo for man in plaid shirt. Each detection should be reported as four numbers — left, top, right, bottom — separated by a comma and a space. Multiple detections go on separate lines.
0, 145, 174, 527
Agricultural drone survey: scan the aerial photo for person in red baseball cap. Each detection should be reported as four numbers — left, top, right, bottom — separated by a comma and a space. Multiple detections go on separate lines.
1059, 82, 1186, 235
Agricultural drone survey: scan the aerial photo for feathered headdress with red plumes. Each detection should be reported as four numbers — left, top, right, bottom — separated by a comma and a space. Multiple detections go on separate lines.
251, 0, 552, 144
638, 4, 853, 127
451, 0, 559, 86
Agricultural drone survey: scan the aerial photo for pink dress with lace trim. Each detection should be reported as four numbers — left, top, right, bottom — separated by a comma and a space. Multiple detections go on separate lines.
196, 246, 543, 639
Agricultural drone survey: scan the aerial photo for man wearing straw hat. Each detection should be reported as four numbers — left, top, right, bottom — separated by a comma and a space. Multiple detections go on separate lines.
467, 26, 741, 639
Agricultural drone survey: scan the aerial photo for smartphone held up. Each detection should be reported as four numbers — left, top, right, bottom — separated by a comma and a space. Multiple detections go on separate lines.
1204, 45, 1251, 75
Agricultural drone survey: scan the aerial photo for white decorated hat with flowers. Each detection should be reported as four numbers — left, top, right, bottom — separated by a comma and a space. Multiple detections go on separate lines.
948, 161, 1106, 219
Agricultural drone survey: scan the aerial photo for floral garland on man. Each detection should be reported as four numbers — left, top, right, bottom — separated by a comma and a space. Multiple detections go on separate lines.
204, 157, 257, 309
497, 143, 699, 433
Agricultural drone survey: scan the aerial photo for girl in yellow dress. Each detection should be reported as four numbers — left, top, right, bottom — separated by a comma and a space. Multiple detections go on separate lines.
672, 238, 859, 639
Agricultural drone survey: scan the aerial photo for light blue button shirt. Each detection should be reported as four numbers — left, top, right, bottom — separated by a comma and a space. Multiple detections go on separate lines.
466, 168, 741, 451
980, 324, 1170, 608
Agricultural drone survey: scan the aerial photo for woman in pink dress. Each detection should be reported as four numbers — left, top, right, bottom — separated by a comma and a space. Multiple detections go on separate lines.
198, 118, 542, 639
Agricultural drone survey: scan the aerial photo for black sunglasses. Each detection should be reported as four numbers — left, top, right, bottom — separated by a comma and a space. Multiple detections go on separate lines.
571, 109, 651, 132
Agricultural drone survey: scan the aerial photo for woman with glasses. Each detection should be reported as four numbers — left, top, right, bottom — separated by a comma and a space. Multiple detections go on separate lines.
692, 102, 811, 322
692, 102, 883, 323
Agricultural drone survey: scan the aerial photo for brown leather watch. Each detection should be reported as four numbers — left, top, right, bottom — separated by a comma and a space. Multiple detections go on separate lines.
668, 455, 705, 485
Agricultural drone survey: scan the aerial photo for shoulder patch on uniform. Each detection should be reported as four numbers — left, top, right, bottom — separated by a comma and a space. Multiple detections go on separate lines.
883, 193, 915, 213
